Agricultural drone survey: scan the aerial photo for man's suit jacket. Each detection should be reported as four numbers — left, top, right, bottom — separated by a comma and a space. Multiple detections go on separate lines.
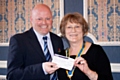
7, 28, 64, 80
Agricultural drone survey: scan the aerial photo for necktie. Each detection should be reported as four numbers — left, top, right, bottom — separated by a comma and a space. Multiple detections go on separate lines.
43, 36, 51, 61
43, 36, 57, 80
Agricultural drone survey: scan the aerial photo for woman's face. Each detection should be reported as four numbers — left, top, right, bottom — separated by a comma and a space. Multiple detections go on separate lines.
65, 21, 83, 43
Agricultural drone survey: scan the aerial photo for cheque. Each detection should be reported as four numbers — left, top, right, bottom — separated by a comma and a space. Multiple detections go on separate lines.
52, 54, 74, 70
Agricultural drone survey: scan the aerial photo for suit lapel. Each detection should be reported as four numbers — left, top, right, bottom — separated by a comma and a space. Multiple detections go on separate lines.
27, 28, 46, 61
50, 33, 57, 53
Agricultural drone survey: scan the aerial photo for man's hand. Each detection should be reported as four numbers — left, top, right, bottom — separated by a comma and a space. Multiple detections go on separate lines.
43, 62, 59, 74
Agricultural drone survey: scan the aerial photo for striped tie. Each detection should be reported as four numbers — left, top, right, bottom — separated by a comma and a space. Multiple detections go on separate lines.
43, 36, 51, 61
43, 36, 57, 80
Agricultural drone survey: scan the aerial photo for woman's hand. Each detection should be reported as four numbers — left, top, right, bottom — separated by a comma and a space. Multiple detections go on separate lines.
74, 57, 98, 80
74, 57, 90, 73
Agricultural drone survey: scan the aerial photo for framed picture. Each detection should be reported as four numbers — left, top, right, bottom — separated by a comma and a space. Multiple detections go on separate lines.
83, 0, 120, 46
0, 0, 64, 46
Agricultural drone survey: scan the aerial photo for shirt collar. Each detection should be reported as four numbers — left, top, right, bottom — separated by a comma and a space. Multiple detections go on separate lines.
33, 28, 50, 40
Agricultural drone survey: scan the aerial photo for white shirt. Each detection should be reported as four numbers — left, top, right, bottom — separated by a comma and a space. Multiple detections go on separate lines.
33, 29, 54, 76
33, 29, 54, 58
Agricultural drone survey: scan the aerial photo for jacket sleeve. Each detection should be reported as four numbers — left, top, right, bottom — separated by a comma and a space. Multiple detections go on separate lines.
95, 45, 113, 80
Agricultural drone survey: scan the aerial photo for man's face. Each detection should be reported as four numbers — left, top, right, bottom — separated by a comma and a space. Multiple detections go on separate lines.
31, 7, 53, 35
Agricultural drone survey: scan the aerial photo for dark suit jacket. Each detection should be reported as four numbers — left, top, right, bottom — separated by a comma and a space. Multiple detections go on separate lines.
7, 28, 64, 80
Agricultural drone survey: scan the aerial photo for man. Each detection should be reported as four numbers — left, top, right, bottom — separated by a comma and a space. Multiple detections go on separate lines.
7, 4, 64, 80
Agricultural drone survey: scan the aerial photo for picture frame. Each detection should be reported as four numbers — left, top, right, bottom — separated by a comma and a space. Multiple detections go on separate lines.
83, 0, 120, 46
60, 0, 64, 22
0, 0, 64, 46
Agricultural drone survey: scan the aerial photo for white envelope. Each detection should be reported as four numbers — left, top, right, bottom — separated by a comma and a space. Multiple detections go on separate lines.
52, 54, 74, 70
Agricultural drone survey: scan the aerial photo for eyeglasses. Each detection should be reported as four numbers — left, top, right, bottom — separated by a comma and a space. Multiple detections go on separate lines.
66, 25, 82, 31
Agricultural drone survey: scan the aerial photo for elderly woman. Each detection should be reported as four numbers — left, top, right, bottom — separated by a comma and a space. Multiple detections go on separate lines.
57, 12, 113, 80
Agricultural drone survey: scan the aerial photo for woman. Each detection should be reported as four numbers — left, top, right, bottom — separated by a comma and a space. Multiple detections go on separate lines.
57, 12, 113, 80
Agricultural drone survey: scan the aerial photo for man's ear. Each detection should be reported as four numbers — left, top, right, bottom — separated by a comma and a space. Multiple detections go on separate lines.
30, 15, 33, 26
52, 20, 53, 24
30, 16, 32, 22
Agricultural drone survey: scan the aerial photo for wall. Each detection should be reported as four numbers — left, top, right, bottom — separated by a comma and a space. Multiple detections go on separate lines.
0, 46, 8, 78
64, 0, 83, 15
